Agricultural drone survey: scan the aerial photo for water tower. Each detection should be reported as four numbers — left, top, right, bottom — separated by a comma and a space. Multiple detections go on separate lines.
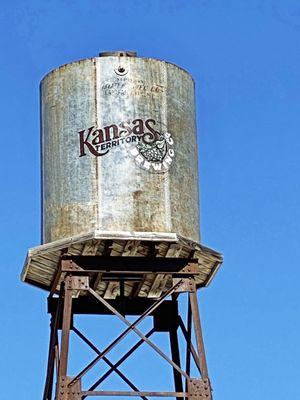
21, 51, 222, 400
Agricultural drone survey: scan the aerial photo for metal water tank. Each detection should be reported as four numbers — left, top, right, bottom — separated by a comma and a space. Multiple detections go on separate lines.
41, 51, 200, 244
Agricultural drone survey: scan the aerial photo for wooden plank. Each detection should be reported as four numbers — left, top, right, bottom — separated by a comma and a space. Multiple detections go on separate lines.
82, 240, 101, 256
178, 245, 193, 258
103, 281, 119, 299
96, 240, 106, 256
203, 260, 222, 287
165, 244, 182, 258
124, 281, 135, 297
80, 240, 103, 293
32, 259, 57, 275
95, 281, 108, 296
148, 274, 167, 298
130, 275, 146, 298
122, 240, 140, 256
140, 274, 155, 297
29, 264, 53, 278
110, 240, 126, 256
23, 235, 223, 296
146, 245, 182, 297
155, 242, 169, 257
132, 241, 151, 257
35, 253, 60, 264
28, 232, 95, 256
67, 243, 85, 255
135, 243, 150, 257
27, 270, 51, 285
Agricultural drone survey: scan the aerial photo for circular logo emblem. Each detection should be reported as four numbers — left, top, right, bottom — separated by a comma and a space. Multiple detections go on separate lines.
127, 130, 175, 173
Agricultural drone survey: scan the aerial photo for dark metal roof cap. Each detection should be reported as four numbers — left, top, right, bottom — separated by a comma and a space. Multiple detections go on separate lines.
99, 51, 137, 57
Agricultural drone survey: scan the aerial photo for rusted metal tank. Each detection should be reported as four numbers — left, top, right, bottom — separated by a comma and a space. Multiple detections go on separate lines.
41, 51, 200, 244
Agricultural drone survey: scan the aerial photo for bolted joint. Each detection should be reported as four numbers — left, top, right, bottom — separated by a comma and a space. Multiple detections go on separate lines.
63, 275, 89, 299
68, 276, 89, 291
174, 278, 196, 293
61, 259, 83, 273
182, 263, 198, 274
187, 378, 212, 399
57, 376, 82, 400
56, 376, 68, 400
65, 275, 74, 290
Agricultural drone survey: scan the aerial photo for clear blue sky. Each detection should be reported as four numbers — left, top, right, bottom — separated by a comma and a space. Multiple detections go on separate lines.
0, 1, 299, 399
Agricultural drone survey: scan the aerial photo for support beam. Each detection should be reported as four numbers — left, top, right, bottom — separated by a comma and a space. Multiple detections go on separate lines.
43, 269, 214, 400
189, 292, 209, 380
184, 301, 192, 399
169, 324, 183, 398
61, 256, 197, 273
43, 297, 61, 400
48, 297, 162, 316
81, 391, 187, 397
58, 278, 73, 377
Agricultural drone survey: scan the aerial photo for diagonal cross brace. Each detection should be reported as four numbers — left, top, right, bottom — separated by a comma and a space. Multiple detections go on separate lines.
73, 326, 149, 400
177, 317, 202, 374
87, 329, 155, 393
189, 292, 209, 380
68, 280, 188, 387
88, 288, 189, 379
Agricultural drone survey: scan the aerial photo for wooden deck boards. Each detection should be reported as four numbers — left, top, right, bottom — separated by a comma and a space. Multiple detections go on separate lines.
21, 231, 222, 298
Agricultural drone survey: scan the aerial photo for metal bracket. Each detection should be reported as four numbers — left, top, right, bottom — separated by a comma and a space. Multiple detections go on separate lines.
187, 378, 212, 399
174, 278, 196, 293
64, 275, 89, 300
57, 377, 82, 400
182, 263, 198, 274
57, 376, 67, 400
67, 276, 89, 291
61, 260, 83, 273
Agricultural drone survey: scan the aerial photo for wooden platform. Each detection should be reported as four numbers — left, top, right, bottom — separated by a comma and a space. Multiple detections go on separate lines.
21, 231, 223, 298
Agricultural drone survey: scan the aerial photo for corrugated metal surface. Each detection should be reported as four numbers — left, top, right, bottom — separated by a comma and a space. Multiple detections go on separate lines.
41, 54, 200, 244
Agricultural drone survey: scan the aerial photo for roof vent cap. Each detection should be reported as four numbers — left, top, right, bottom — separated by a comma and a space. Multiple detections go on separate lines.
99, 51, 137, 57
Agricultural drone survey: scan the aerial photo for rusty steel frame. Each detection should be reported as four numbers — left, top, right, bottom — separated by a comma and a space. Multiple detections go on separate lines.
42, 257, 213, 400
